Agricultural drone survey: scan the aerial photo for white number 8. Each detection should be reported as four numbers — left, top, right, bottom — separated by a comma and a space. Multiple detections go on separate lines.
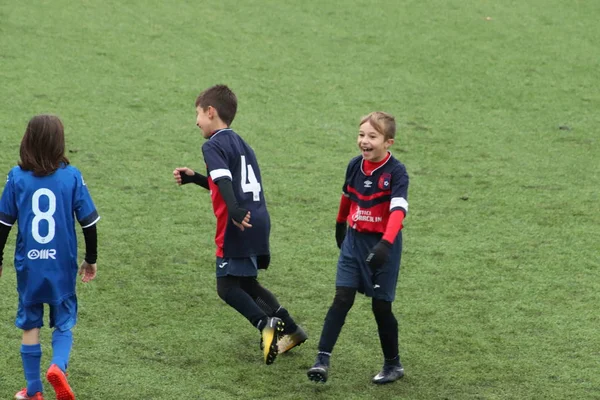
32, 188, 56, 244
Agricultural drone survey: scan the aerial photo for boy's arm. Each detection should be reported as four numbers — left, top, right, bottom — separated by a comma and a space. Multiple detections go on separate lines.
215, 179, 250, 224
174, 168, 209, 190
0, 223, 11, 276
366, 166, 409, 270
335, 194, 351, 249
181, 172, 209, 189
82, 224, 98, 264
79, 224, 98, 282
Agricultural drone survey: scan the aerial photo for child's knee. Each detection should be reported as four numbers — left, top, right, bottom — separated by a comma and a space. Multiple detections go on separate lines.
371, 298, 395, 321
332, 286, 356, 312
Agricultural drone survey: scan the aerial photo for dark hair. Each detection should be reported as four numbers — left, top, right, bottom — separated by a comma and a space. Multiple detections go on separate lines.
195, 84, 238, 126
19, 114, 70, 176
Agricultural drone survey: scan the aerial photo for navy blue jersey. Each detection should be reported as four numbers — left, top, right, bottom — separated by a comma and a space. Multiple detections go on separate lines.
201, 128, 270, 258
343, 153, 409, 234
0, 165, 99, 306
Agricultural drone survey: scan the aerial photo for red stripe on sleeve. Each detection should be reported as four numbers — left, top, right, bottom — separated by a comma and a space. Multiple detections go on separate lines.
336, 194, 351, 223
382, 209, 405, 243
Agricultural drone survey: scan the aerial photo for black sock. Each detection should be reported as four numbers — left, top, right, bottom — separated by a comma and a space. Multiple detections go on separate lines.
273, 307, 298, 334
317, 287, 356, 353
372, 299, 399, 361
239, 277, 299, 333
217, 276, 267, 329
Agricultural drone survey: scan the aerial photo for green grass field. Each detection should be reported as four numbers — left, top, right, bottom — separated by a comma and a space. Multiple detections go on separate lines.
1, 1, 599, 399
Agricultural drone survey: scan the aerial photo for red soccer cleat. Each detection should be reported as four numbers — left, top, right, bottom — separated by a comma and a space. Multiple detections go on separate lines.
14, 388, 44, 400
46, 364, 75, 400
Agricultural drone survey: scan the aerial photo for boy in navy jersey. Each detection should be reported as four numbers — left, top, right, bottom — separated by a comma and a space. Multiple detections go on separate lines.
173, 84, 306, 365
307, 112, 409, 385
0, 115, 99, 400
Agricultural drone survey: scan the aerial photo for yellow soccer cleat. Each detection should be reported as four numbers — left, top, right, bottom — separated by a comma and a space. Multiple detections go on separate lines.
261, 317, 284, 364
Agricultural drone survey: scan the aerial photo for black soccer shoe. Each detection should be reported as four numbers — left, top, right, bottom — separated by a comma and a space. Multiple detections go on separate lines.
372, 363, 405, 384
307, 353, 330, 383
261, 317, 285, 365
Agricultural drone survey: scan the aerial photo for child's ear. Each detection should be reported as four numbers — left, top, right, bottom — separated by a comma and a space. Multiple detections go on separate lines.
385, 138, 395, 148
207, 106, 216, 119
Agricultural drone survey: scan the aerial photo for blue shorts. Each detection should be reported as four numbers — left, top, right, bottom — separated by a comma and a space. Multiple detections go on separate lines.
216, 256, 258, 278
336, 228, 402, 302
15, 295, 78, 332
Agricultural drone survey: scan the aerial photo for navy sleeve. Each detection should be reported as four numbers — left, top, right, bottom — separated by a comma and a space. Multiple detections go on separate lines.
390, 165, 409, 214
202, 141, 232, 183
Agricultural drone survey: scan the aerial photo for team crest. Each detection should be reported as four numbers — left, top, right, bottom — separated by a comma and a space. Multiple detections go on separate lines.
378, 173, 391, 190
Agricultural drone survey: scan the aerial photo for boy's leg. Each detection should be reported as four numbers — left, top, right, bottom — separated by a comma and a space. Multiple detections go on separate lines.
239, 277, 297, 333
317, 286, 356, 354
15, 300, 44, 397
217, 276, 269, 329
50, 330, 73, 372
46, 297, 76, 399
372, 299, 399, 361
307, 286, 356, 383
21, 328, 44, 397
240, 277, 308, 353
371, 299, 404, 384
49, 295, 77, 373
217, 275, 284, 364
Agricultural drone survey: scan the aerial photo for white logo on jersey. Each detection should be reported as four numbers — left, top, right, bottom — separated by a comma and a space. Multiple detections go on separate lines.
27, 249, 57, 260
352, 206, 383, 223
373, 284, 381, 289
82, 176, 86, 186
218, 261, 228, 269
364, 180, 373, 188
5, 175, 9, 183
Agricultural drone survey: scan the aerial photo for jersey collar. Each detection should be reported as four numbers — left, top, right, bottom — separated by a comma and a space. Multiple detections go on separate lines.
209, 128, 233, 139
360, 151, 392, 176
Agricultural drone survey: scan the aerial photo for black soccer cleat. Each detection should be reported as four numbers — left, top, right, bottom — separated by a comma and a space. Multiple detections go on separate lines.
372, 363, 405, 384
307, 353, 330, 383
261, 317, 285, 365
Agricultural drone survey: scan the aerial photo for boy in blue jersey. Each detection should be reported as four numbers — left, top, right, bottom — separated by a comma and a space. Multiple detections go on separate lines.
307, 112, 409, 385
0, 115, 100, 400
173, 84, 306, 365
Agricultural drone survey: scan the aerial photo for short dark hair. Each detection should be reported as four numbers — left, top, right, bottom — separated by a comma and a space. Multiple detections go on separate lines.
19, 115, 70, 176
195, 84, 238, 126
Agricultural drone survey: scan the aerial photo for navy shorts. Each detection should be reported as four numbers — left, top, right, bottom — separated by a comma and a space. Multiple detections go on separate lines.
336, 228, 402, 302
15, 294, 78, 332
216, 256, 258, 278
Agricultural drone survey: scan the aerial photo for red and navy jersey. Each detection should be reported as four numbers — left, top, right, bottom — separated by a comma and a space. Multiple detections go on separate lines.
343, 153, 409, 234
201, 128, 270, 258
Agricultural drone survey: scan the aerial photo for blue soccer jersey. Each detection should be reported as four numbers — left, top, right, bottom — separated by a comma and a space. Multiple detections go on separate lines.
0, 165, 99, 306
201, 128, 270, 258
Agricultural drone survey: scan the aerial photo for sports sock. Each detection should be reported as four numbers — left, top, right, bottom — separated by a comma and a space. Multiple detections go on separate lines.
372, 299, 399, 360
51, 329, 73, 372
21, 344, 43, 395
217, 277, 268, 329
317, 287, 356, 353
273, 306, 298, 334
316, 351, 331, 366
385, 355, 401, 367
239, 277, 300, 333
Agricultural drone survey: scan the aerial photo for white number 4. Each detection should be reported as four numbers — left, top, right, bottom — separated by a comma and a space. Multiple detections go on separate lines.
240, 155, 261, 201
